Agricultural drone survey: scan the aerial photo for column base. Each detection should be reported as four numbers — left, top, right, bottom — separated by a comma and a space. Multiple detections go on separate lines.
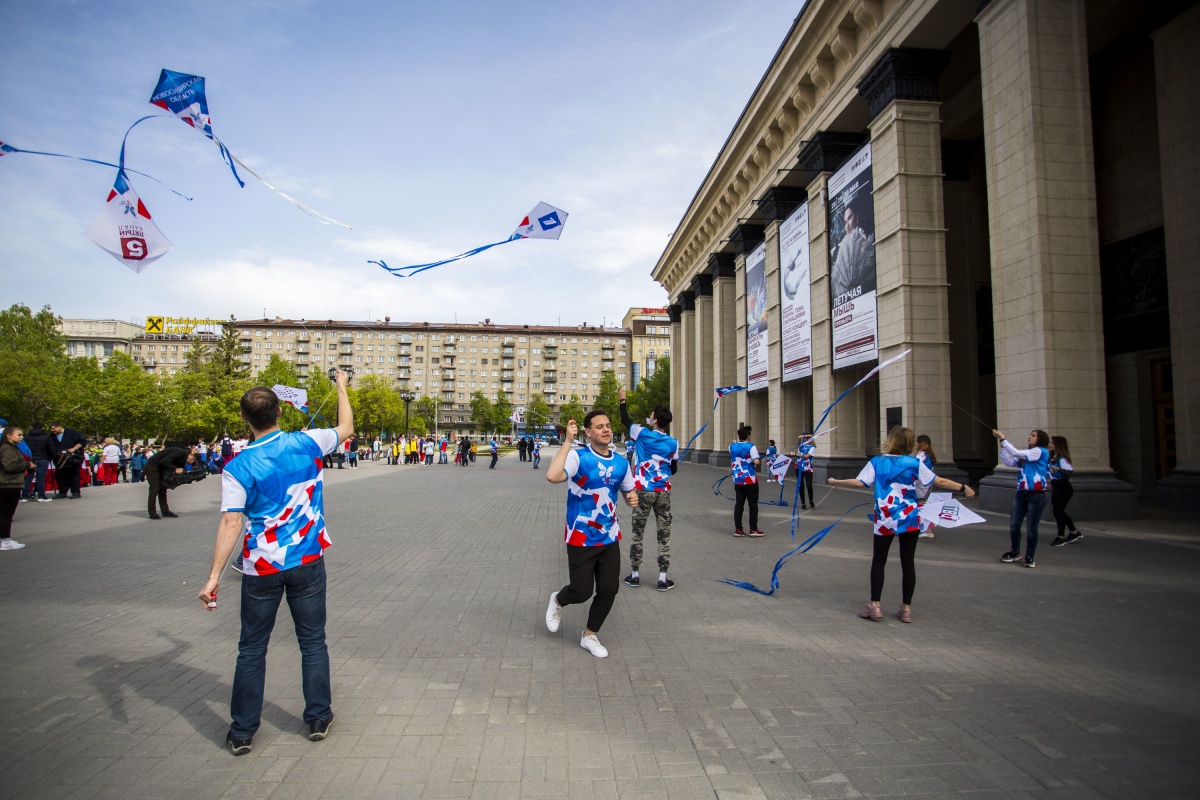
979, 469, 1138, 520
1157, 470, 1200, 513
703, 450, 730, 468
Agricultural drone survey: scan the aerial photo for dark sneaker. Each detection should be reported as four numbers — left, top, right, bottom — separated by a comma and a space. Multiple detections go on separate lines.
733, 528, 747, 537
623, 574, 640, 588
1000, 551, 1021, 563
747, 529, 764, 538
226, 733, 253, 755
308, 714, 334, 741
800, 505, 808, 510
656, 578, 675, 592
148, 514, 162, 520
1050, 536, 1067, 547
1024, 558, 1036, 569
1065, 532, 1084, 545
162, 511, 179, 518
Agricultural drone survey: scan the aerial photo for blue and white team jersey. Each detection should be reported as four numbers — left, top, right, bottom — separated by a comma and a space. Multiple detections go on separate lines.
915, 451, 934, 501
1049, 455, 1073, 482
563, 445, 635, 547
629, 423, 680, 493
625, 440, 634, 455
999, 441, 1050, 492
729, 441, 760, 485
489, 440, 498, 455
797, 443, 815, 473
221, 428, 340, 576
856, 454, 936, 536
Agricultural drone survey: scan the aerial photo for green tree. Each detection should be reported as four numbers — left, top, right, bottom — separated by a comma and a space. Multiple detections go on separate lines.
184, 334, 212, 373
210, 322, 250, 382
0, 303, 69, 424
95, 351, 161, 439
411, 395, 438, 434
304, 370, 337, 428
351, 374, 405, 438
524, 395, 551, 438
557, 394, 586, 433
593, 371, 623, 435
628, 356, 671, 431
470, 391, 493, 435
258, 355, 309, 431
59, 356, 104, 435
492, 389, 514, 435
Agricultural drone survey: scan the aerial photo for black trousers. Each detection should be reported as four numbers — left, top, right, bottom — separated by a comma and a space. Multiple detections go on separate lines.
871, 531, 919, 604
0, 487, 21, 540
145, 465, 171, 516
734, 483, 759, 530
56, 463, 81, 497
1051, 481, 1075, 536
557, 542, 621, 633
799, 472, 814, 506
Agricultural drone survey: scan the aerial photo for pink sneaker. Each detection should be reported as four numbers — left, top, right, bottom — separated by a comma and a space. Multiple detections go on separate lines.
896, 607, 912, 623
858, 603, 882, 620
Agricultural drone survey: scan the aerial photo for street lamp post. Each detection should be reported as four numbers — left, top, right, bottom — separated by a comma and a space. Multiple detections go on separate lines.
400, 389, 416, 436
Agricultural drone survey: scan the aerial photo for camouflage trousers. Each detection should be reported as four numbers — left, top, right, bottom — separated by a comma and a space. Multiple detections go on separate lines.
629, 489, 672, 571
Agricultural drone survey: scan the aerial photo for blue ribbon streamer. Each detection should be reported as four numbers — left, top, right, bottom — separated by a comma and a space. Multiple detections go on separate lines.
370, 234, 520, 278
2, 141, 192, 200
716, 502, 871, 596
712, 473, 786, 507
679, 386, 744, 461
120, 114, 244, 188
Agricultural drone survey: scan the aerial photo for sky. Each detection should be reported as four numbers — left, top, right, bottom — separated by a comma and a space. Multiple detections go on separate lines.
0, 0, 801, 329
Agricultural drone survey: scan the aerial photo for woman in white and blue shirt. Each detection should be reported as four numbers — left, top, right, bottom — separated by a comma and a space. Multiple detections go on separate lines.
993, 428, 1051, 568
1048, 436, 1081, 547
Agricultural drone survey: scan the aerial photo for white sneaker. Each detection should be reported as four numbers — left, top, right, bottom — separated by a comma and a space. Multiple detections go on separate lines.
545, 592, 562, 633
20, 498, 28, 503
37, 498, 52, 503
919, 532, 934, 539
580, 632, 608, 658
1, 539, 26, 550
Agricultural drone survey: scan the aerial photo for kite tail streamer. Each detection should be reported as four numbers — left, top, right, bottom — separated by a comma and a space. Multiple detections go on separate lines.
716, 502, 872, 596
812, 349, 911, 436
679, 394, 722, 461
227, 152, 352, 228
371, 236, 518, 278
0, 141, 192, 199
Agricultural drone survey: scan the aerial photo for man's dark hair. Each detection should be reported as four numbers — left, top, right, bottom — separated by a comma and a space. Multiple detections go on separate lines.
737, 425, 752, 441
583, 409, 609, 430
241, 387, 280, 430
651, 406, 672, 428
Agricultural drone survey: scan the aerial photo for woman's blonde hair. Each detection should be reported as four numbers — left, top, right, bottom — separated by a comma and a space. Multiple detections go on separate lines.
882, 426, 915, 456
104, 437, 118, 445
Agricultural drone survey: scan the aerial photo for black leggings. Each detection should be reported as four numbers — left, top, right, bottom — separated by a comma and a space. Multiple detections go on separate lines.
0, 487, 21, 540
557, 542, 621, 632
799, 472, 814, 506
1051, 481, 1075, 536
871, 531, 919, 605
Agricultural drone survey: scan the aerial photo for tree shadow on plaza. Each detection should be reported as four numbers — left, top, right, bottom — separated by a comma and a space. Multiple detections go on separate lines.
77, 630, 303, 748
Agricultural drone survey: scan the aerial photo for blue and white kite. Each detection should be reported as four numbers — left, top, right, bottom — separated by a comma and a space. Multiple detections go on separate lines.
370, 202, 569, 278
678, 385, 745, 461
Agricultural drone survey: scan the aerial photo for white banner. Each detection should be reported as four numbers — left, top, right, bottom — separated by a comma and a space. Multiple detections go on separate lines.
828, 144, 877, 369
778, 201, 812, 381
745, 242, 769, 391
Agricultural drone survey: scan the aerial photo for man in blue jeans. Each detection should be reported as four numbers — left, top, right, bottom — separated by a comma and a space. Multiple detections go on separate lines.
198, 370, 354, 755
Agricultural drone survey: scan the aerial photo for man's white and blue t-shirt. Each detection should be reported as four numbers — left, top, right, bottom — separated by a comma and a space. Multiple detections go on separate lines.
221, 428, 340, 576
628, 423, 680, 493
563, 445, 635, 547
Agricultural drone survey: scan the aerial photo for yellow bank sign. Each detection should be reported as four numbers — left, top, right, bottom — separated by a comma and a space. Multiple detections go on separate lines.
145, 316, 226, 335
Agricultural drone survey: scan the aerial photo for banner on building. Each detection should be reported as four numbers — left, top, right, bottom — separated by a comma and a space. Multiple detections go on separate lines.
745, 242, 769, 391
827, 143, 878, 369
778, 201, 812, 381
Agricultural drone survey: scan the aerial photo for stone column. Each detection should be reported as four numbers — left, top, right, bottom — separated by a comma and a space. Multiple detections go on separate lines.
1153, 4, 1200, 511
710, 254, 738, 466
797, 132, 872, 479
691, 274, 715, 461
668, 303, 683, 447
679, 290, 697, 461
976, 0, 1135, 517
858, 48, 967, 484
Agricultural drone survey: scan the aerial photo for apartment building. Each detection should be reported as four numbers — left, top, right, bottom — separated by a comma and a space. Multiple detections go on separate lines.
621, 307, 671, 389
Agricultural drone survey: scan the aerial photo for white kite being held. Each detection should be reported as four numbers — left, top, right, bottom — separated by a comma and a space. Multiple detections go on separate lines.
271, 384, 309, 413
919, 492, 986, 529
83, 171, 173, 272
768, 454, 792, 485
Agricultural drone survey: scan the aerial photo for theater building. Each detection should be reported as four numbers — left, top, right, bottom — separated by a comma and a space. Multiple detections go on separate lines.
651, 0, 1199, 515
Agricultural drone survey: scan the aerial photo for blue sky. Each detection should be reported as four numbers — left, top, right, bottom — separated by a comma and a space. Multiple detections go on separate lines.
1, 1, 799, 327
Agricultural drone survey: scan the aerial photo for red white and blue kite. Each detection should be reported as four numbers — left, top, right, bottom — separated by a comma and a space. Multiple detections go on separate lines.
82, 170, 173, 272
370, 202, 569, 278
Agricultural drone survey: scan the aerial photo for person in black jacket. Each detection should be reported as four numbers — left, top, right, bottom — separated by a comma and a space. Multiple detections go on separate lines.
23, 423, 54, 502
49, 423, 87, 499
145, 447, 197, 519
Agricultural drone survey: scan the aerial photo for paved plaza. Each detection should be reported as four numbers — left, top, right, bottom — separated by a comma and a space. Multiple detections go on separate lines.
1, 451, 1198, 799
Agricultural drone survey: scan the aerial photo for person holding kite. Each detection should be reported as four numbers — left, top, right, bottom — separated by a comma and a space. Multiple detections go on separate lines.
730, 426, 763, 538
788, 432, 817, 509
827, 426, 973, 623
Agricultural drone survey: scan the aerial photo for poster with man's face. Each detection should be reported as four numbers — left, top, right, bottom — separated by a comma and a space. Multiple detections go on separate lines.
827, 144, 878, 369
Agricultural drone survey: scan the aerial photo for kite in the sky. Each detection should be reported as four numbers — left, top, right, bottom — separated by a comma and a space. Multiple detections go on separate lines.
370, 202, 569, 278
82, 171, 173, 272
677, 385, 745, 461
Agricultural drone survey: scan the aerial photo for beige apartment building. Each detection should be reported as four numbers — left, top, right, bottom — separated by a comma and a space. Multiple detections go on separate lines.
652, 0, 1198, 516
129, 333, 220, 375
621, 307, 672, 388
233, 318, 632, 438
59, 319, 143, 367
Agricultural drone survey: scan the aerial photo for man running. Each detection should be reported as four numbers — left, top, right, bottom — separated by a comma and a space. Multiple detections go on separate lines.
544, 413, 637, 658
618, 388, 679, 591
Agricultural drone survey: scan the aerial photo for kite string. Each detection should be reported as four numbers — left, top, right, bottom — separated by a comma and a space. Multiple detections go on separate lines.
1, 143, 193, 200
911, 375, 996, 431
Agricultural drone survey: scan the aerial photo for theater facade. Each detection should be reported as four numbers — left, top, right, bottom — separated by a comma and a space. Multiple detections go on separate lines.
652, 0, 1199, 516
